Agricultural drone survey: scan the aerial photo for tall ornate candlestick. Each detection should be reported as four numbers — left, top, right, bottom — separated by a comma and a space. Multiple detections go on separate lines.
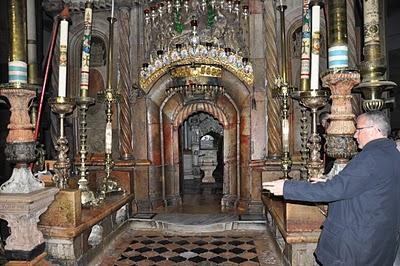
355, 0, 396, 111
292, 0, 312, 179
77, 0, 97, 207
48, 6, 75, 189
49, 97, 75, 188
292, 0, 330, 180
274, 0, 293, 179
296, 90, 329, 180
98, 15, 122, 200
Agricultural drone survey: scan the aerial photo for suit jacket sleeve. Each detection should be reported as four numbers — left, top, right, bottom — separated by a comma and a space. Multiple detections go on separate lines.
283, 152, 377, 202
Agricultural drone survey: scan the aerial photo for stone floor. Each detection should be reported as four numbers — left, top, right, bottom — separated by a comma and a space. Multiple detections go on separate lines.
95, 193, 283, 265
97, 228, 282, 266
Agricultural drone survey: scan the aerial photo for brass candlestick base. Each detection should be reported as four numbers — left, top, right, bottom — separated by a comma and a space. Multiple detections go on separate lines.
355, 80, 396, 111
274, 78, 295, 179
49, 97, 75, 189
291, 92, 310, 180
293, 90, 330, 180
77, 96, 98, 207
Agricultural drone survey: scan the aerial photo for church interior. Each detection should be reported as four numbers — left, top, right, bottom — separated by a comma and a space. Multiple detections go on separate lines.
0, 0, 399, 265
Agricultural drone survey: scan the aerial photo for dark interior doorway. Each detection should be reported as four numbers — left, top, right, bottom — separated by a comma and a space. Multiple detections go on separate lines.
178, 112, 224, 212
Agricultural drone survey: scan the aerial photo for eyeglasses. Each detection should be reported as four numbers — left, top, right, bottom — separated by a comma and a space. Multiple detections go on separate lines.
355, 126, 374, 132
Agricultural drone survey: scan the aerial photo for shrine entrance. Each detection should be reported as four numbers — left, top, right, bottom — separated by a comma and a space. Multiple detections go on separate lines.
179, 112, 224, 211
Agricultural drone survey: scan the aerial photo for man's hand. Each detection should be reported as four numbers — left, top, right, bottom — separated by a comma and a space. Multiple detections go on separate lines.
262, 179, 285, 196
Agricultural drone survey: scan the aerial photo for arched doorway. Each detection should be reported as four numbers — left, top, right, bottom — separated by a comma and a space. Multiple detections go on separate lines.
142, 64, 252, 212
179, 112, 224, 211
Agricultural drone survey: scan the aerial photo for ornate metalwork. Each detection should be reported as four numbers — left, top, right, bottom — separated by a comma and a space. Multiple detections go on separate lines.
274, 2, 294, 179
77, 96, 98, 207
299, 106, 309, 179
140, 0, 252, 91
140, 55, 253, 90
166, 84, 224, 104
142, 0, 249, 58
294, 90, 330, 180
49, 96, 76, 189
171, 64, 222, 78
355, 0, 396, 111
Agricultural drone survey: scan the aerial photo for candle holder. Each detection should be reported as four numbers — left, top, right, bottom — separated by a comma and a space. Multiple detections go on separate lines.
354, 0, 396, 111
96, 16, 122, 201
273, 1, 294, 179
49, 96, 75, 189
96, 90, 122, 200
76, 96, 98, 207
274, 77, 294, 179
292, 90, 330, 180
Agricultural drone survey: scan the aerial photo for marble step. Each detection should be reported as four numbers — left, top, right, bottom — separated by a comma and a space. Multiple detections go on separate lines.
128, 213, 266, 233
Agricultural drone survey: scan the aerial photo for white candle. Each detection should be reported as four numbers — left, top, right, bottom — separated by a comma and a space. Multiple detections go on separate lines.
310, 4, 320, 91
111, 0, 115, 18
80, 1, 93, 98
58, 19, 69, 97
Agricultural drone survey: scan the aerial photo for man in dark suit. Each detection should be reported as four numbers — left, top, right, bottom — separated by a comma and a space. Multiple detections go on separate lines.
263, 111, 400, 265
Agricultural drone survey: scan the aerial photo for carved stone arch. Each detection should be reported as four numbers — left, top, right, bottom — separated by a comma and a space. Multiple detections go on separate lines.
173, 102, 229, 127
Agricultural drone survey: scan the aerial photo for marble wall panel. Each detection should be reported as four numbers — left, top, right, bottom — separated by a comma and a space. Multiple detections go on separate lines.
131, 98, 148, 160
250, 169, 262, 202
164, 164, 177, 196
148, 165, 162, 198
134, 165, 149, 200
224, 158, 237, 196
251, 90, 267, 160
147, 123, 161, 165
163, 120, 174, 165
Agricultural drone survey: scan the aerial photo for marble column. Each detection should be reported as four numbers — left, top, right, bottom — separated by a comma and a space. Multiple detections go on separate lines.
118, 7, 134, 160
264, 0, 281, 159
